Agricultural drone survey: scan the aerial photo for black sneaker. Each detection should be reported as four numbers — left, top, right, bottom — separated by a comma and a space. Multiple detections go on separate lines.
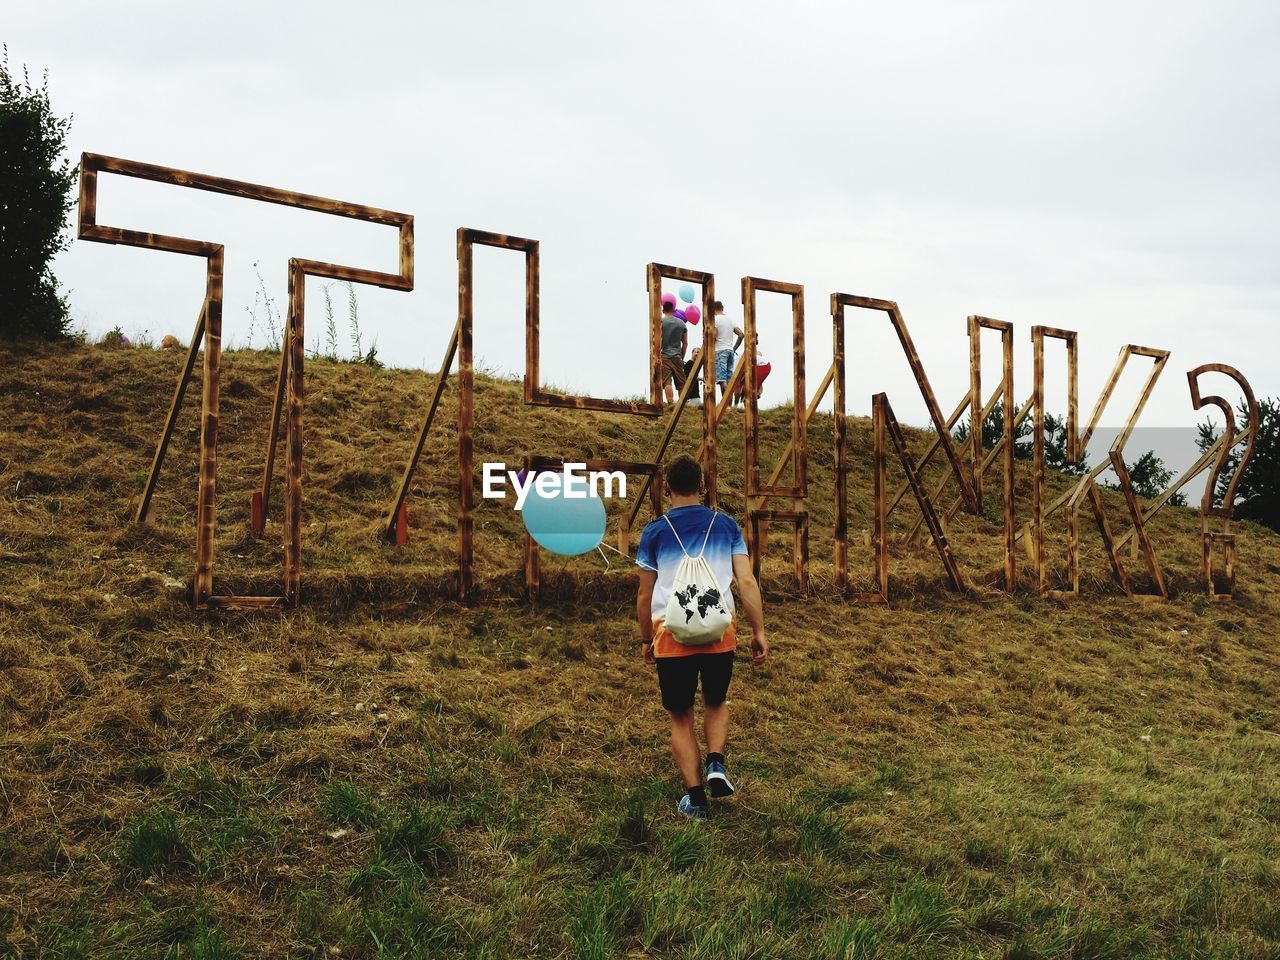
706, 759, 735, 798
677, 794, 710, 820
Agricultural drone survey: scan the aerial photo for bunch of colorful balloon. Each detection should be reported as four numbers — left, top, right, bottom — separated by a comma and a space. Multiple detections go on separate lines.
660, 284, 702, 326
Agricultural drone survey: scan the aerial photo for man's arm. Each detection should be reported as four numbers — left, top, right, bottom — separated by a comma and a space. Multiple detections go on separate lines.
637, 569, 657, 664
731, 553, 768, 664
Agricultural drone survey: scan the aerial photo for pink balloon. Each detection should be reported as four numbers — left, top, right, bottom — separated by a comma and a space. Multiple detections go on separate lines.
661, 292, 677, 308
684, 305, 701, 325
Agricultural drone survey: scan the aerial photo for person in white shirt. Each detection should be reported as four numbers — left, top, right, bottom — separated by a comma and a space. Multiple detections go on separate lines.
711, 301, 745, 403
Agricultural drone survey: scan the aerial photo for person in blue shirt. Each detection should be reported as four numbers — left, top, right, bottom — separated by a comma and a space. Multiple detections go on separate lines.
636, 454, 768, 820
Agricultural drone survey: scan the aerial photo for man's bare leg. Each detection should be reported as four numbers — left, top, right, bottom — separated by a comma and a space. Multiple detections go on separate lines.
668, 709, 702, 788
704, 702, 728, 755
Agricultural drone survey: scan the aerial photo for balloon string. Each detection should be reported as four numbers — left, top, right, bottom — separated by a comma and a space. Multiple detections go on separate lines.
594, 540, 628, 569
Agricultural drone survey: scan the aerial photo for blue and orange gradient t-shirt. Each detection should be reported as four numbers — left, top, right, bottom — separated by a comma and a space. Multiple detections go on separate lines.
636, 505, 748, 658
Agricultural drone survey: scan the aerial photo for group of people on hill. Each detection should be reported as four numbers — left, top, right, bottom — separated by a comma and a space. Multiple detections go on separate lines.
645, 307, 777, 818
660, 300, 772, 407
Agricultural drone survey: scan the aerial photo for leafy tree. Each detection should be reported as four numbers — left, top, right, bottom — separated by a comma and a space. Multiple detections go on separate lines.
954, 402, 1086, 474
955, 400, 1032, 456
960, 401, 1187, 500
1104, 448, 1184, 505
1041, 413, 1089, 476
1196, 396, 1280, 532
0, 46, 76, 340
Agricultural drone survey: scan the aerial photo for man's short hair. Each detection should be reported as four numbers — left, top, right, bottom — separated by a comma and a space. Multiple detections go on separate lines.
713, 300, 724, 312
662, 301, 675, 314
665, 454, 703, 495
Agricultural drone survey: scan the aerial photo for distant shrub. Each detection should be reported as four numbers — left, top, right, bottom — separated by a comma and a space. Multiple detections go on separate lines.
955, 402, 1088, 476
0, 46, 76, 341
98, 326, 130, 349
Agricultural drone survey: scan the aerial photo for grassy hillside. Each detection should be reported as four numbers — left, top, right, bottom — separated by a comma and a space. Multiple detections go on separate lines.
2, 340, 1279, 960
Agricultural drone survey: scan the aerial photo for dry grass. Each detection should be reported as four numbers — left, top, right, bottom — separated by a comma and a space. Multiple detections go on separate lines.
1, 340, 1278, 959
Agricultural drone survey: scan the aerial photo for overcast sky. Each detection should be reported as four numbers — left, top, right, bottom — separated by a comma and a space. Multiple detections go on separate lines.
8, 1, 1278, 472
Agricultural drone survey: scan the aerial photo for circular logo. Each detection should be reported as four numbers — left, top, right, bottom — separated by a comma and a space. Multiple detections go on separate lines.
520, 484, 607, 556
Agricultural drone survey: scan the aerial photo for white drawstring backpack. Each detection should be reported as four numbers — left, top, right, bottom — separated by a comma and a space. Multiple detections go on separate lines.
661, 513, 733, 645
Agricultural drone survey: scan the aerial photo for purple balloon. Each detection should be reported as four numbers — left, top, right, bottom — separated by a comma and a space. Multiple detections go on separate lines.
685, 305, 701, 325
661, 292, 677, 309
673, 309, 687, 321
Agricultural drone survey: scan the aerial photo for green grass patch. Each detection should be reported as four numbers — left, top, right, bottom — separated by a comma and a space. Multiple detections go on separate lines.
118, 810, 188, 877
373, 803, 456, 874
320, 780, 381, 828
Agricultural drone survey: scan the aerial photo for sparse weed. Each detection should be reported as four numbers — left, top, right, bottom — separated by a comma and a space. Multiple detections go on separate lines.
245, 260, 282, 350
356, 883, 451, 958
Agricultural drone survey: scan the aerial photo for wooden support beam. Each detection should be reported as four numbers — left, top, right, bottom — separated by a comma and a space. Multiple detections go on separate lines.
880, 394, 966, 593
1203, 532, 1236, 601
193, 251, 224, 609
626, 343, 704, 532
904, 382, 1002, 545
137, 302, 206, 523
252, 334, 289, 536
833, 295, 850, 593
282, 260, 306, 607
1110, 450, 1167, 599
833, 294, 980, 514
383, 317, 461, 541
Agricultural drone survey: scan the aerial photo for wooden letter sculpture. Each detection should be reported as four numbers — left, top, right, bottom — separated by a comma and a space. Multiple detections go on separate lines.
77, 153, 1261, 609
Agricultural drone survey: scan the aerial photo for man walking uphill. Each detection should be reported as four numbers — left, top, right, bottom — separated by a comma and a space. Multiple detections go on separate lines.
636, 454, 768, 820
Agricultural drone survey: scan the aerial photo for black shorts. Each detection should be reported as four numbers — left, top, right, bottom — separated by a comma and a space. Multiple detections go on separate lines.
655, 652, 734, 713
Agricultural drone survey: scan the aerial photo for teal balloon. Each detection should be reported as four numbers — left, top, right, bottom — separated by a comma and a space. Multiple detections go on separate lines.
678, 283, 696, 304
521, 485, 607, 555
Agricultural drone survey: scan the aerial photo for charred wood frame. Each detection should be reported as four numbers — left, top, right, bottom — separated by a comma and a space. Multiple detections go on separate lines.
76, 153, 1262, 608
77, 152, 413, 609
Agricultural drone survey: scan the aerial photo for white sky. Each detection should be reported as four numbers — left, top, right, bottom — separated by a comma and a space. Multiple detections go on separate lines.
8, 1, 1279, 472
